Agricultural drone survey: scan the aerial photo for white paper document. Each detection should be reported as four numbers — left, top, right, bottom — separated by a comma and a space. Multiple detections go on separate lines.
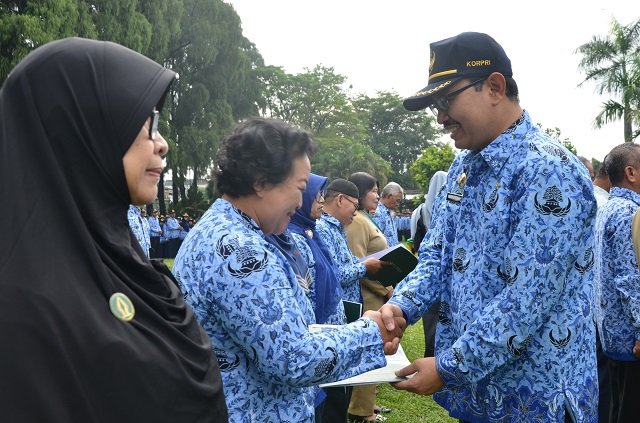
318, 343, 412, 387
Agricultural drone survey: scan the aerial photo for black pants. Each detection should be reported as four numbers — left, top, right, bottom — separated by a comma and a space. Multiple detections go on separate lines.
608, 358, 640, 423
322, 386, 352, 423
150, 236, 160, 258
422, 302, 440, 357
596, 329, 611, 423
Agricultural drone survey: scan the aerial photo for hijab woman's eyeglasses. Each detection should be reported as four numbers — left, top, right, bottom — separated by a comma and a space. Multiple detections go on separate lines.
149, 110, 160, 140
428, 77, 487, 116
315, 190, 326, 202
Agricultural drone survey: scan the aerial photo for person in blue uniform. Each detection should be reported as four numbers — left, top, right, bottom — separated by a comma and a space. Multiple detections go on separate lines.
148, 209, 162, 258
375, 182, 403, 248
172, 118, 405, 423
128, 205, 150, 257
381, 32, 597, 423
594, 143, 640, 423
165, 209, 182, 258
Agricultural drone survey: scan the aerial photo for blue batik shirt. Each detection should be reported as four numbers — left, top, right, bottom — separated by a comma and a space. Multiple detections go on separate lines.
166, 216, 182, 239
148, 216, 161, 238
172, 199, 386, 423
317, 212, 366, 303
594, 186, 640, 361
389, 111, 598, 423
375, 202, 399, 247
291, 232, 347, 325
127, 205, 150, 257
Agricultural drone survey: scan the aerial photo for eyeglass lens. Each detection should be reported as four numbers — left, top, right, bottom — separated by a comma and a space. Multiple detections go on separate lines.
149, 110, 160, 140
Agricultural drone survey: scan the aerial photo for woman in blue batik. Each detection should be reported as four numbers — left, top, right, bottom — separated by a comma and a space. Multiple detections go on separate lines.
172, 118, 405, 423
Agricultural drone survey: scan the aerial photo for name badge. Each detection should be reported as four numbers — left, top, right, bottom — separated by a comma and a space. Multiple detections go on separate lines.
446, 192, 463, 203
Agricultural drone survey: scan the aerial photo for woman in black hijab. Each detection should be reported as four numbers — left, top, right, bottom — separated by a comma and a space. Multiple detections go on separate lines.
0, 38, 227, 422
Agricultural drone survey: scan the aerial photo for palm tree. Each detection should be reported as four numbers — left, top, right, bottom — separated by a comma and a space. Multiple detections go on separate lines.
576, 17, 640, 142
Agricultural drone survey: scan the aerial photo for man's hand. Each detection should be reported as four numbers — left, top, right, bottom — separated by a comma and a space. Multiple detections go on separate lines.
391, 357, 445, 395
379, 303, 404, 332
363, 310, 406, 355
633, 340, 640, 359
363, 257, 388, 275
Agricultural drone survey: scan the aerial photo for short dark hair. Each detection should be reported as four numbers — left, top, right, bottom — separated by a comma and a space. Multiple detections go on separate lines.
215, 118, 318, 197
595, 161, 608, 179
348, 172, 379, 208
605, 143, 640, 185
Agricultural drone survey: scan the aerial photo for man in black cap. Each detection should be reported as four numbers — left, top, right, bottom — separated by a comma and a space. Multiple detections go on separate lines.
316, 178, 387, 423
381, 32, 597, 423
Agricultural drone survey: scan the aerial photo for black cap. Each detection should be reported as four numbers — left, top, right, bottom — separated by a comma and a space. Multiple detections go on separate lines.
327, 178, 359, 199
403, 32, 512, 111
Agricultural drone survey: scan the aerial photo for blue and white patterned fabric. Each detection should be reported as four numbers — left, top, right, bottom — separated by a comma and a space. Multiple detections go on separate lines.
291, 232, 347, 325
389, 111, 598, 423
166, 216, 181, 239
375, 202, 399, 247
148, 215, 162, 238
127, 205, 150, 257
317, 212, 366, 304
593, 185, 610, 209
594, 186, 640, 361
172, 199, 386, 423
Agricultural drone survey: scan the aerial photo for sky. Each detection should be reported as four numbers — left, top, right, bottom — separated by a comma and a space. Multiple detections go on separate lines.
225, 0, 640, 162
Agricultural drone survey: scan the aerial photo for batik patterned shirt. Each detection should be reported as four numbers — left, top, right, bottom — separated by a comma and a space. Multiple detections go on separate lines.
594, 186, 640, 361
166, 216, 181, 239
375, 202, 399, 247
291, 232, 347, 325
389, 111, 598, 423
127, 205, 150, 257
148, 216, 162, 238
316, 212, 366, 303
172, 199, 386, 423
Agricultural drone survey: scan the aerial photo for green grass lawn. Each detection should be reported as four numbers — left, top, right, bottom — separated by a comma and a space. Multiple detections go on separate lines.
373, 322, 456, 423
164, 259, 455, 422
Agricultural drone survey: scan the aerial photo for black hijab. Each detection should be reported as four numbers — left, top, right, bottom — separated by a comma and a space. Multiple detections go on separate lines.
0, 38, 226, 422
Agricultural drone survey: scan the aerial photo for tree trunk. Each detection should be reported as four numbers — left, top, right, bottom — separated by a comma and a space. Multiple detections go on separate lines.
158, 172, 166, 215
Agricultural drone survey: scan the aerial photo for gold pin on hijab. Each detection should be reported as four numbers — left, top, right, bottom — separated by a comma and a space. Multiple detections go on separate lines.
109, 293, 135, 322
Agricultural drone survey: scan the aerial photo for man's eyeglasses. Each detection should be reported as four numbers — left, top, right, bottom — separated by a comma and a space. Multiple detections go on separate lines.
341, 195, 359, 211
315, 190, 326, 202
428, 77, 487, 117
149, 110, 160, 140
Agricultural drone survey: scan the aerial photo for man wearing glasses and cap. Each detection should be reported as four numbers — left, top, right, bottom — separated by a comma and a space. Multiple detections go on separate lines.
380, 32, 597, 423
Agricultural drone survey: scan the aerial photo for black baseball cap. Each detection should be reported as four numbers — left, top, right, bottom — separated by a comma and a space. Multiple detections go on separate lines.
403, 32, 512, 111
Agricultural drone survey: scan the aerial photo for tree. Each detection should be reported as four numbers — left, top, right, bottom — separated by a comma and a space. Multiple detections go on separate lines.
257, 65, 393, 182
576, 17, 640, 142
0, 0, 94, 84
353, 91, 443, 190
410, 143, 457, 192
163, 0, 262, 208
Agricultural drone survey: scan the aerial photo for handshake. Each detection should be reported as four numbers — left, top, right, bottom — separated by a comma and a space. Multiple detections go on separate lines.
363, 304, 406, 355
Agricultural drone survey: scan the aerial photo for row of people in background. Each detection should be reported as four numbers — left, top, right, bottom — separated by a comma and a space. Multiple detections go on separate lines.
128, 207, 195, 259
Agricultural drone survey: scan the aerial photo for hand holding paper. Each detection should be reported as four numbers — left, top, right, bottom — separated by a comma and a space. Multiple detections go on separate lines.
391, 357, 445, 395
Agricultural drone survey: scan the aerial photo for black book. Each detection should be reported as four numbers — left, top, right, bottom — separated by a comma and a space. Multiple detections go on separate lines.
361, 244, 418, 287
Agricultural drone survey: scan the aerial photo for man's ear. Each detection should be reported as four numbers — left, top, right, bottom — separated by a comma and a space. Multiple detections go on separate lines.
486, 72, 506, 100
625, 165, 638, 183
